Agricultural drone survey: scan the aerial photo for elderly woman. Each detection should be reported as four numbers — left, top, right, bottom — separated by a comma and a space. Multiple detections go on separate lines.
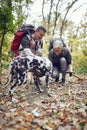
48, 37, 66, 51
48, 40, 73, 85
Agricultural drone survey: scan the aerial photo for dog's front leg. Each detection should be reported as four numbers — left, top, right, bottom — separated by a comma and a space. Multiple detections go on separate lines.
45, 75, 52, 97
9, 82, 18, 103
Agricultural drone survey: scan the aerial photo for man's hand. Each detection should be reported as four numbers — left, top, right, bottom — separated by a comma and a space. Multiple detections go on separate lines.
36, 48, 43, 56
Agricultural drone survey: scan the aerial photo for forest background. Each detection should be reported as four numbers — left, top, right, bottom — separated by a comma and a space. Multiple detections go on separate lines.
0, 0, 87, 83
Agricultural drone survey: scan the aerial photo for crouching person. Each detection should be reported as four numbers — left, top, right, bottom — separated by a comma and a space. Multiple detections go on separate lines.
48, 40, 73, 86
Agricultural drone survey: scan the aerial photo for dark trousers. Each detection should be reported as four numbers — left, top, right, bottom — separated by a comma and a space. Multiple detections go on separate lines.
51, 57, 68, 82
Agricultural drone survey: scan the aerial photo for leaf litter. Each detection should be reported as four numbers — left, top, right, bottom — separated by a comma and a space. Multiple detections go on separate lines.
0, 71, 87, 130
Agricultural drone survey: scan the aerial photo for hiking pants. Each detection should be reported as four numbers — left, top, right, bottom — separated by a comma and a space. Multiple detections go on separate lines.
51, 57, 68, 82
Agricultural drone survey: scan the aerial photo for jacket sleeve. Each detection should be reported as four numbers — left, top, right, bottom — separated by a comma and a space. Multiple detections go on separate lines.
20, 35, 34, 56
65, 49, 72, 65
21, 35, 31, 48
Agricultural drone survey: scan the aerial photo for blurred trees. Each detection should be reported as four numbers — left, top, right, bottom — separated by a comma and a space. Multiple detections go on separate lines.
40, 0, 87, 74
41, 0, 80, 37
0, 0, 87, 80
0, 0, 14, 72
0, 0, 33, 75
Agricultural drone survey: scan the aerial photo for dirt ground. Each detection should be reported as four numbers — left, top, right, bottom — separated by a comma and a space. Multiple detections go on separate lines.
0, 71, 87, 130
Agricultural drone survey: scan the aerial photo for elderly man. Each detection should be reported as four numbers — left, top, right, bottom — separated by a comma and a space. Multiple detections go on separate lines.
48, 40, 73, 85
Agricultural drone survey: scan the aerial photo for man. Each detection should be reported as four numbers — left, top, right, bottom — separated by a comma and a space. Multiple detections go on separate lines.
18, 25, 46, 56
48, 39, 73, 85
18, 25, 46, 85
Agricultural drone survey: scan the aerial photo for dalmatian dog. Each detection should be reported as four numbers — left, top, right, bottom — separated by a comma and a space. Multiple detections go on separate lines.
4, 55, 52, 103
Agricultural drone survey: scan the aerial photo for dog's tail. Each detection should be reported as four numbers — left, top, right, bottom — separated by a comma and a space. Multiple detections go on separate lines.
4, 73, 12, 88
4, 61, 14, 88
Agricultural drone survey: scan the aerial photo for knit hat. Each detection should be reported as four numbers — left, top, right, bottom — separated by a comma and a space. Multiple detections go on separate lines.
53, 40, 63, 48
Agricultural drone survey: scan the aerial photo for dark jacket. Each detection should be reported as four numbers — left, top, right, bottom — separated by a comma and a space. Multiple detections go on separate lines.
19, 35, 43, 55
48, 47, 72, 67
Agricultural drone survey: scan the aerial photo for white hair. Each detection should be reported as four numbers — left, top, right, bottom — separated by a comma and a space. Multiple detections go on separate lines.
53, 40, 63, 48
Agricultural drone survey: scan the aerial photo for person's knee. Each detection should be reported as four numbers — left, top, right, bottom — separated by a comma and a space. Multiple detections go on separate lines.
60, 57, 67, 72
60, 57, 67, 63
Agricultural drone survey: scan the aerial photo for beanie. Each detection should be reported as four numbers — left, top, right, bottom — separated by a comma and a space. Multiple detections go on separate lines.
53, 40, 63, 48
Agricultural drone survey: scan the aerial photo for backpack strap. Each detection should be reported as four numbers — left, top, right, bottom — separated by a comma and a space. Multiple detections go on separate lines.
26, 34, 31, 41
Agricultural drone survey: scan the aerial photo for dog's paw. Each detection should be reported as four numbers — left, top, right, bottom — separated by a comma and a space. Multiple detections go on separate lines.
36, 86, 44, 93
47, 89, 52, 97
39, 88, 44, 93
48, 93, 52, 97
12, 97, 18, 103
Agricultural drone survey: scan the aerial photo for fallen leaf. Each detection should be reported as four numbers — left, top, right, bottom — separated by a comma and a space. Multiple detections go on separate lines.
25, 113, 35, 122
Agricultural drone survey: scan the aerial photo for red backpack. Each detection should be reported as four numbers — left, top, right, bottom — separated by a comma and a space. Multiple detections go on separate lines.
10, 24, 35, 53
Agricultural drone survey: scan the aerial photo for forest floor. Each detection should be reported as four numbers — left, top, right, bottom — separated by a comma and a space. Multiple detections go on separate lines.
0, 70, 87, 130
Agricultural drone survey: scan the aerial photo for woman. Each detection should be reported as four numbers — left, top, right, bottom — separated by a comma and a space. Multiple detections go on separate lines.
48, 40, 73, 85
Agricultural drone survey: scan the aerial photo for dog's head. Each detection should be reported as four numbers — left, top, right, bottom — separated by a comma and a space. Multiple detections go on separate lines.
41, 56, 53, 73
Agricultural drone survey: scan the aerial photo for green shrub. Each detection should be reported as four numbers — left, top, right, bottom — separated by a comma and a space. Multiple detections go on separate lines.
72, 49, 87, 74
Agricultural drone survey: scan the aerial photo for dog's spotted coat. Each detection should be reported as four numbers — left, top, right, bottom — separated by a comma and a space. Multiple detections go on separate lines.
4, 55, 52, 102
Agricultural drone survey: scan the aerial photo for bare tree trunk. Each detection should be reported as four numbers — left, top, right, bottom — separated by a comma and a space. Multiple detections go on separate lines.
41, 0, 81, 39
0, 27, 6, 83
53, 0, 61, 35
73, 27, 80, 39
47, 0, 54, 34
60, 0, 78, 37
42, 0, 45, 22
0, 29, 6, 64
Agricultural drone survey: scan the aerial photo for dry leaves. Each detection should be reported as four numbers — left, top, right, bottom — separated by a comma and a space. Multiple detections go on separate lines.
0, 73, 87, 130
